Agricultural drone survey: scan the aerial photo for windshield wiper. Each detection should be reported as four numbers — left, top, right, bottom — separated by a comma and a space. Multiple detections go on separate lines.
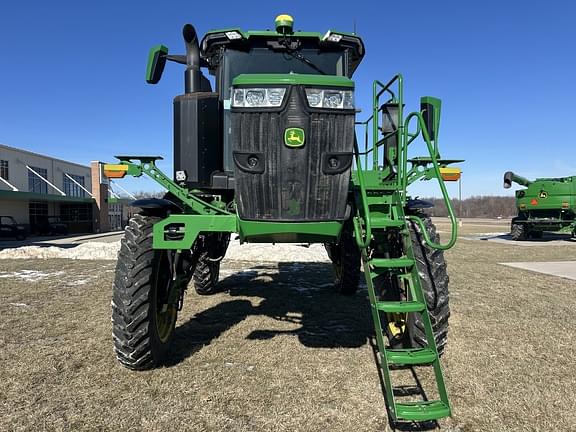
275, 37, 328, 75
284, 49, 327, 75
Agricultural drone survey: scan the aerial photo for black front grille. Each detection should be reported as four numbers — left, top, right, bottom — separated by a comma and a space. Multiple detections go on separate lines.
231, 86, 355, 221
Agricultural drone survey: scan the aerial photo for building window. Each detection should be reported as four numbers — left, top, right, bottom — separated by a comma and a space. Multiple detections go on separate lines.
0, 160, 8, 180
29, 201, 49, 233
58, 203, 93, 233
63, 173, 86, 198
28, 166, 48, 194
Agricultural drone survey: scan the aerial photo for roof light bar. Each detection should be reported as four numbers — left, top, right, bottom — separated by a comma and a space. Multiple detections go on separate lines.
322, 31, 343, 43
225, 31, 243, 40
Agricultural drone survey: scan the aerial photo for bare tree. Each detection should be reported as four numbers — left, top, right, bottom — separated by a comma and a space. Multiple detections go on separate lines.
132, 190, 165, 199
422, 196, 516, 218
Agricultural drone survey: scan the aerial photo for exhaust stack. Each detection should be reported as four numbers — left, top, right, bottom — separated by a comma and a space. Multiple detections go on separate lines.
183, 24, 201, 93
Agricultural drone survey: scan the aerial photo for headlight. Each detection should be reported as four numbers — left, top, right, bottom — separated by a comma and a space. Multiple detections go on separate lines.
306, 89, 322, 107
232, 88, 286, 108
305, 88, 354, 109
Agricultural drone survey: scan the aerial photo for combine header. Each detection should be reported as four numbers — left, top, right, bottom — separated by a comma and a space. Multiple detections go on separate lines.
504, 171, 576, 240
108, 15, 462, 423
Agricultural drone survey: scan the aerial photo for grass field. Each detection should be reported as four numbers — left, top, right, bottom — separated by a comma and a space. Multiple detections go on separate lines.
1, 219, 575, 431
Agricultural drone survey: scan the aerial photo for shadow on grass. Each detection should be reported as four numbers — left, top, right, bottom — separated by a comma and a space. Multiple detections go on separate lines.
168, 262, 372, 366
168, 261, 437, 429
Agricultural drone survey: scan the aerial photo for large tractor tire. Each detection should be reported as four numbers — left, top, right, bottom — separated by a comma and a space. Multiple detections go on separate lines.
112, 214, 178, 370
325, 225, 361, 295
406, 217, 450, 356
377, 216, 450, 356
193, 233, 230, 295
511, 223, 528, 241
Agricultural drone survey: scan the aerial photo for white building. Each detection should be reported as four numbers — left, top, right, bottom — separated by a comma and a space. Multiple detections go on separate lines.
0, 144, 97, 233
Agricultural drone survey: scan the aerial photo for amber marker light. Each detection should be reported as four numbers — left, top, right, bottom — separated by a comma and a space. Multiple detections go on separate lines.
439, 167, 461, 182
103, 164, 128, 178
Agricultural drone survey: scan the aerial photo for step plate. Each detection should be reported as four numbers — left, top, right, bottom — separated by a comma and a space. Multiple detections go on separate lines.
375, 300, 425, 313
385, 348, 436, 365
395, 400, 450, 421
369, 257, 414, 269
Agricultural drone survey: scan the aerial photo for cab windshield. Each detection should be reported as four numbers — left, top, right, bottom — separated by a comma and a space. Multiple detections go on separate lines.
221, 48, 346, 98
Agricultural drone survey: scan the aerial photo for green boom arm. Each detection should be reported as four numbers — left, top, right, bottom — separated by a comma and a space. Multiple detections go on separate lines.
503, 171, 532, 188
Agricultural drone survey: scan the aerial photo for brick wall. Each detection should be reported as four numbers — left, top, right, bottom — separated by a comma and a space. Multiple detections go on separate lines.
90, 161, 110, 232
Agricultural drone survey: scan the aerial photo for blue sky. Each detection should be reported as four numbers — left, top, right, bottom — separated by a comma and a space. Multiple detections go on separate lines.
0, 0, 574, 198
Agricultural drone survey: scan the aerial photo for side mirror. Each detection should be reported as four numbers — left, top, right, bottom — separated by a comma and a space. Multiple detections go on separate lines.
420, 96, 441, 141
146, 45, 169, 84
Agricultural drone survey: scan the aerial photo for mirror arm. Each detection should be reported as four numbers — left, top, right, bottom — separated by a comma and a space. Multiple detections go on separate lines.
165, 55, 187, 65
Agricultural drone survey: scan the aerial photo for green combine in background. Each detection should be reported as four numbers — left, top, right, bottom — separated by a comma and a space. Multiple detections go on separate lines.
504, 171, 576, 240
106, 15, 463, 423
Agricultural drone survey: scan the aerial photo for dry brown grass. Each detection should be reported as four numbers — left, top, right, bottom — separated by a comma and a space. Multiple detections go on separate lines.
1, 220, 576, 431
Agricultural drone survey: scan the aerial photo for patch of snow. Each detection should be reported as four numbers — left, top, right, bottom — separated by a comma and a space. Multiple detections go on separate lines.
69, 278, 92, 285
224, 239, 330, 263
0, 238, 331, 263
0, 270, 65, 281
8, 302, 29, 307
0, 242, 120, 261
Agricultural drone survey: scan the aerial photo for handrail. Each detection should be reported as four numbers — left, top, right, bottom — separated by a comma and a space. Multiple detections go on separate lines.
356, 147, 375, 156
353, 75, 404, 249
373, 77, 402, 170
353, 139, 372, 249
403, 112, 458, 250
354, 74, 457, 251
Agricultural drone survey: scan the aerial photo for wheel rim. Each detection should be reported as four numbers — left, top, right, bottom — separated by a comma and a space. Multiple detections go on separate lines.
331, 243, 343, 282
374, 274, 408, 344
334, 261, 343, 281
386, 313, 407, 341
156, 305, 176, 343
154, 251, 177, 343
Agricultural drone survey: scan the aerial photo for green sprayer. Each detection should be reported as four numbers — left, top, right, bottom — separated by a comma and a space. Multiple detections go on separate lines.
107, 15, 462, 423
504, 171, 576, 240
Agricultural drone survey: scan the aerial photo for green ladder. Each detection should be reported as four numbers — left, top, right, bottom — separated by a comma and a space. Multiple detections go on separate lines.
359, 196, 451, 423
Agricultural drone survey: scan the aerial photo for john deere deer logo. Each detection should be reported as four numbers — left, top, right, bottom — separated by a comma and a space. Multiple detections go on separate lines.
284, 127, 305, 147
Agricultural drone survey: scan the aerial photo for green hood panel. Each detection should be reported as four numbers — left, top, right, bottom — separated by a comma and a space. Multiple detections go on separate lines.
232, 73, 354, 88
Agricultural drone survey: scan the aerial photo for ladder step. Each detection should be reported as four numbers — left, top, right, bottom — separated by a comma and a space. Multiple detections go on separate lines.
375, 300, 425, 313
369, 257, 414, 269
395, 400, 451, 421
385, 348, 436, 365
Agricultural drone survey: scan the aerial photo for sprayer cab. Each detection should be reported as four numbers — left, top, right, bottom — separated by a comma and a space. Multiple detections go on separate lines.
144, 15, 365, 209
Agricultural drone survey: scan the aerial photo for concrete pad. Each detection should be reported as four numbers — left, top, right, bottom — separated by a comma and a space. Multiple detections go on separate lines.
500, 261, 576, 281
462, 232, 576, 246
0, 231, 124, 250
